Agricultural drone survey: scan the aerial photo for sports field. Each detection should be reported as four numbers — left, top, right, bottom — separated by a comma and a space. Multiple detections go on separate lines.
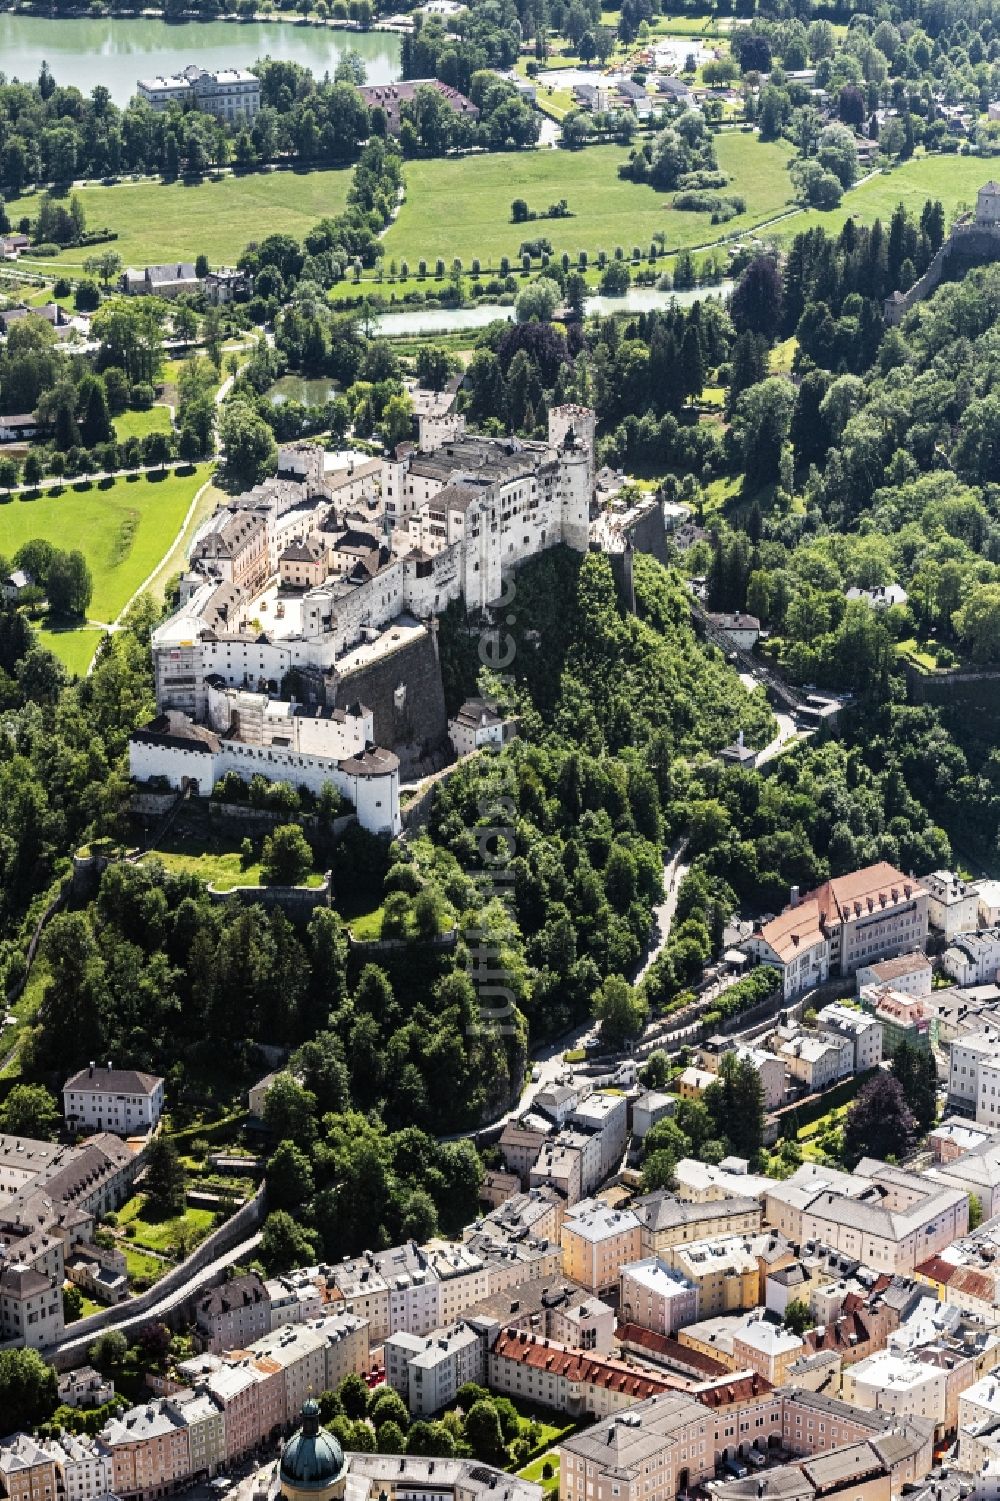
774, 154, 988, 244
13, 167, 352, 270
381, 132, 795, 270
0, 465, 211, 627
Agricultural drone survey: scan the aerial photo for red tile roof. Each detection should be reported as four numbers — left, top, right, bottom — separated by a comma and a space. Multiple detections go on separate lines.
492, 1328, 668, 1399
914, 1255, 959, 1286
695, 1372, 774, 1407
616, 1324, 729, 1377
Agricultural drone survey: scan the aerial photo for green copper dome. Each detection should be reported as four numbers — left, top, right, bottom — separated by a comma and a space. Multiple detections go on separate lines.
280, 1401, 346, 1492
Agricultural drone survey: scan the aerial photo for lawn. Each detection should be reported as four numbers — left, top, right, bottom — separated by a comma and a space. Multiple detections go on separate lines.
0, 465, 211, 624
118, 1193, 215, 1255
518, 1450, 561, 1487
773, 154, 992, 246
36, 621, 105, 674
123, 1244, 167, 1287
380, 134, 795, 271
140, 827, 325, 890
12, 167, 353, 270
114, 406, 173, 442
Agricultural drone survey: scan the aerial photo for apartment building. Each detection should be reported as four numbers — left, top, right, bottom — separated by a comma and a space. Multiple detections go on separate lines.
779, 1033, 855, 1093
842, 1353, 948, 1435
488, 1328, 668, 1417
731, 1319, 805, 1384
666, 1232, 794, 1318
560, 1206, 642, 1295
671, 1161, 773, 1205
958, 1374, 1000, 1473
815, 1004, 884, 1072
949, 1034, 998, 1115
925, 871, 981, 938
855, 951, 932, 997
195, 1273, 271, 1354
632, 1092, 676, 1141
44, 1433, 114, 1501
559, 1393, 715, 1501
246, 1324, 327, 1424
385, 1320, 489, 1417
102, 1404, 192, 1501
942, 931, 1000, 988
0, 1437, 63, 1501
619, 1257, 699, 1335
632, 1193, 763, 1255
163, 1391, 226, 1480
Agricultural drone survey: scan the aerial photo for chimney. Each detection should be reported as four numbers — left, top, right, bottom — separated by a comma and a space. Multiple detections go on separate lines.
88, 1062, 94, 1077
790, 886, 801, 909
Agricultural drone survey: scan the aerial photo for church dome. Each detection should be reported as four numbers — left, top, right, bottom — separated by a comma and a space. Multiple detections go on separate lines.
280, 1401, 346, 1494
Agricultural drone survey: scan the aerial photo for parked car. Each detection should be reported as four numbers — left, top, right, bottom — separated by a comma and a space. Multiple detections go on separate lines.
747, 1451, 767, 1469
724, 1461, 748, 1480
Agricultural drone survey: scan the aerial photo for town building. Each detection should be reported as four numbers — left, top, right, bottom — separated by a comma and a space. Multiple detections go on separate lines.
447, 698, 515, 758
619, 1257, 699, 1335
859, 986, 937, 1056
843, 1352, 949, 1435
764, 1161, 968, 1276
358, 80, 478, 134
57, 1366, 115, 1410
488, 1327, 669, 1416
747, 866, 929, 998
779, 1033, 855, 1094
704, 612, 761, 650
121, 264, 201, 298
731, 1318, 805, 1384
631, 1091, 676, 1141
943, 931, 1000, 989
62, 1064, 164, 1137
632, 1193, 763, 1255
855, 950, 933, 998
847, 583, 909, 611
560, 1206, 642, 1295
385, 1319, 489, 1417
925, 871, 982, 939
666, 1231, 794, 1317
195, 1272, 271, 1354
815, 1004, 884, 1072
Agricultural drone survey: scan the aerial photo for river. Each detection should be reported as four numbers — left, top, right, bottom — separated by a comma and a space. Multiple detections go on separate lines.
0, 13, 402, 105
374, 281, 734, 336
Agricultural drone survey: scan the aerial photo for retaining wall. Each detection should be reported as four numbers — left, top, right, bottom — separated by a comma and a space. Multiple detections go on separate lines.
46, 1185, 267, 1369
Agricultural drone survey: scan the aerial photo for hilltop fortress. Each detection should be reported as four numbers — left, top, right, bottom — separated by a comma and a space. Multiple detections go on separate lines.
884, 180, 1000, 325
131, 405, 596, 833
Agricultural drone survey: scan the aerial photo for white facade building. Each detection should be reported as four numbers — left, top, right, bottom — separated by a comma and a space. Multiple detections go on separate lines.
138, 64, 260, 121
619, 1257, 699, 1335
62, 1064, 164, 1137
815, 1004, 884, 1072
925, 871, 982, 939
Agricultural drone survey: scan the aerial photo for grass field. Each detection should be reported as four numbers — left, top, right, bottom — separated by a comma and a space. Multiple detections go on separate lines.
13, 167, 353, 270
118, 1194, 215, 1254
141, 826, 324, 890
114, 406, 173, 442
0, 466, 211, 627
36, 621, 106, 674
380, 134, 795, 270
774, 154, 989, 245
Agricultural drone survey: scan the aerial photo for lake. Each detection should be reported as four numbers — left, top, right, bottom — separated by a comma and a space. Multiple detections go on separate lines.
0, 13, 402, 106
268, 374, 339, 406
374, 283, 734, 336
